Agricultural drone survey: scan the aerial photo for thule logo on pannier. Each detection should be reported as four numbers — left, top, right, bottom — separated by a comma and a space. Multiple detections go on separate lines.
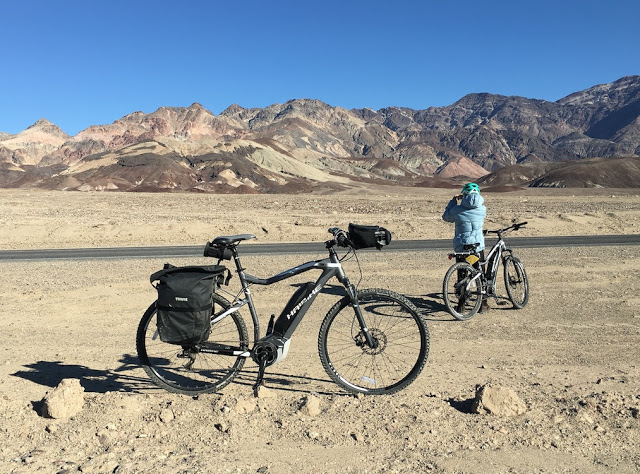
175, 297, 189, 302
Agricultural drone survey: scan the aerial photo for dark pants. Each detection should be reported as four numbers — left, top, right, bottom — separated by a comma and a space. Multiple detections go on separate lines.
456, 250, 487, 302
456, 250, 485, 272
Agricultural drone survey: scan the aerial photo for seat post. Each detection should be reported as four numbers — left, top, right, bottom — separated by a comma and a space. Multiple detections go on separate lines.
228, 245, 261, 341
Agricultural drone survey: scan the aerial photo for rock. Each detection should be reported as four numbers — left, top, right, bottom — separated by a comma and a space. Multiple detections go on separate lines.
577, 411, 594, 424
79, 455, 119, 474
471, 384, 527, 416
96, 429, 111, 445
255, 386, 276, 399
214, 422, 230, 433
41, 379, 84, 419
45, 423, 58, 433
114, 463, 134, 474
299, 395, 321, 417
159, 408, 174, 423
234, 396, 256, 414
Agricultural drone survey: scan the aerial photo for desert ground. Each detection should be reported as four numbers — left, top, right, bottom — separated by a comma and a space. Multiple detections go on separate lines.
0, 186, 639, 473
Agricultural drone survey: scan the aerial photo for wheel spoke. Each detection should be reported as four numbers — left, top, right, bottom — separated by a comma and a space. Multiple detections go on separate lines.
319, 289, 429, 395
504, 256, 529, 308
136, 295, 249, 395
443, 262, 482, 320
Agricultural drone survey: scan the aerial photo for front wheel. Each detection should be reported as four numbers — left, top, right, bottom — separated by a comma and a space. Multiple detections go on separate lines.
442, 262, 483, 320
136, 292, 249, 395
318, 288, 429, 395
503, 255, 529, 308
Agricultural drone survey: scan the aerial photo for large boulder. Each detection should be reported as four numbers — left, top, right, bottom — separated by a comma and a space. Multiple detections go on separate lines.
41, 378, 85, 419
471, 383, 527, 416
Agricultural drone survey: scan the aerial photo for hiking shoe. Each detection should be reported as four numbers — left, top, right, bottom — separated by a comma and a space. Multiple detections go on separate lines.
479, 300, 490, 313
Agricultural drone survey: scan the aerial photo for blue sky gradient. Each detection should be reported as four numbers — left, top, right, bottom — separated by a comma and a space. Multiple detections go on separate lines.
1, 0, 638, 135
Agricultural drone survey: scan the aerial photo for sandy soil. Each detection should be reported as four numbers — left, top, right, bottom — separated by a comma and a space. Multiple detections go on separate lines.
0, 186, 639, 473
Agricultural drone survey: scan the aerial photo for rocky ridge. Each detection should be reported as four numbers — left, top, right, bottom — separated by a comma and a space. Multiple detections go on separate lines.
1, 76, 639, 192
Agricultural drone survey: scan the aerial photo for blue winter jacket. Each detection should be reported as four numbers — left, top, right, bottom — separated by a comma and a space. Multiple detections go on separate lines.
442, 193, 487, 252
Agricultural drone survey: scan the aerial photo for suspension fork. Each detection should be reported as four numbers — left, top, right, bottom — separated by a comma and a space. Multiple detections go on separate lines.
345, 282, 376, 348
330, 247, 376, 348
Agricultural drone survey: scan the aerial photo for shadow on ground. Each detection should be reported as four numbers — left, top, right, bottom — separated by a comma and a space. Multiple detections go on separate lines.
410, 292, 518, 321
409, 293, 454, 321
12, 355, 151, 393
448, 396, 475, 414
12, 355, 340, 397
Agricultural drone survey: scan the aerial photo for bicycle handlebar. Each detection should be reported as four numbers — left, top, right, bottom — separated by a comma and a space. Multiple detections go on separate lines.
513, 221, 528, 230
328, 227, 351, 248
485, 221, 528, 236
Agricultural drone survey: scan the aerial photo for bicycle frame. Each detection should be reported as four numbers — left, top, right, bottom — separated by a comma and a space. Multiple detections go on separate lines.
442, 221, 527, 321
205, 243, 372, 359
455, 230, 516, 296
477, 239, 506, 295
138, 225, 428, 397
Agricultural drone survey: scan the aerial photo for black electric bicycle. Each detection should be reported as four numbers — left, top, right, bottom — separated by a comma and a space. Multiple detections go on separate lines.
136, 226, 430, 396
442, 222, 529, 320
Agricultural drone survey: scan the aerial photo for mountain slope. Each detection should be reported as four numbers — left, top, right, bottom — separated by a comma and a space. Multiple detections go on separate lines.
1, 76, 639, 191
0, 119, 69, 166
478, 156, 640, 188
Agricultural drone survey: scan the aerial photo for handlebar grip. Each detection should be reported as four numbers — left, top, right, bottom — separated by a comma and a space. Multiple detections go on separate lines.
328, 227, 350, 247
336, 230, 350, 247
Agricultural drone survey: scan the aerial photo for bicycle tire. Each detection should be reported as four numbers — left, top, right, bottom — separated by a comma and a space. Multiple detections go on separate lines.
136, 292, 249, 395
442, 262, 483, 320
318, 288, 429, 395
503, 255, 529, 308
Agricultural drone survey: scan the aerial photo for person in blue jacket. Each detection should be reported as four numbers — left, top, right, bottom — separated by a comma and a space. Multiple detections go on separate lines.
442, 182, 489, 311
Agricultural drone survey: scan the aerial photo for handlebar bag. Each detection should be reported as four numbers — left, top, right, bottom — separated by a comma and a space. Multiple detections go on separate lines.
150, 264, 226, 345
348, 223, 392, 250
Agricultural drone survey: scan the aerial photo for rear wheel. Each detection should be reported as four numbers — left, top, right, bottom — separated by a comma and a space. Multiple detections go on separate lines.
136, 293, 249, 395
503, 256, 529, 308
442, 262, 483, 320
318, 288, 429, 395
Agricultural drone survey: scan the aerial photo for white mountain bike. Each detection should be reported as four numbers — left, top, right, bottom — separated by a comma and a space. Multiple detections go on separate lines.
442, 222, 529, 320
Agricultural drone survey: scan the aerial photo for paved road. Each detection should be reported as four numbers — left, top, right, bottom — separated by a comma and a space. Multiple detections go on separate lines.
1, 234, 639, 261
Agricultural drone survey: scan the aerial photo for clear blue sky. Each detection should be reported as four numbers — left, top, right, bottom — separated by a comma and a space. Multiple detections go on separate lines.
1, 0, 638, 136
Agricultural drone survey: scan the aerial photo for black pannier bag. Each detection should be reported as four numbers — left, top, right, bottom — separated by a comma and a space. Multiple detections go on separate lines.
348, 223, 392, 250
150, 264, 226, 345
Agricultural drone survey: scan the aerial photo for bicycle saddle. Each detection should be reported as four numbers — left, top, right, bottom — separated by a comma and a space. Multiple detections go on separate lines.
463, 243, 480, 251
212, 234, 256, 245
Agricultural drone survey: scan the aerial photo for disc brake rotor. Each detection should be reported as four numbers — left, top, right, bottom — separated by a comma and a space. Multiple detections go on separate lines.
355, 328, 387, 355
